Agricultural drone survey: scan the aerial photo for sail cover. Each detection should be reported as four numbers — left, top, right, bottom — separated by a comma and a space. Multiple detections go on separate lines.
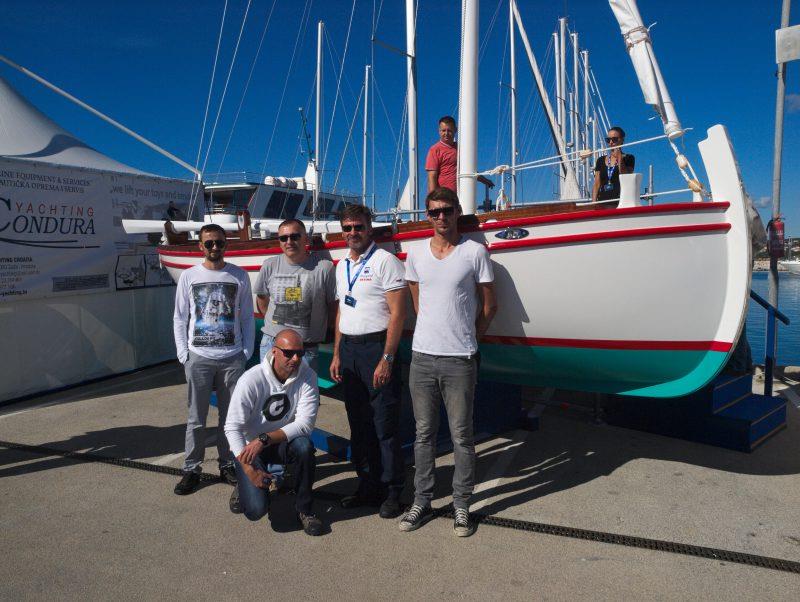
0, 75, 144, 174
608, 0, 683, 139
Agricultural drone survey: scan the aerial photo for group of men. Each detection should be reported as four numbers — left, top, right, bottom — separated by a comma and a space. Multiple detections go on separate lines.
171, 116, 497, 538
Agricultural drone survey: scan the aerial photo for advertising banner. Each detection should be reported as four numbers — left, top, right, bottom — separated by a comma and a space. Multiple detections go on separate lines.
0, 158, 192, 301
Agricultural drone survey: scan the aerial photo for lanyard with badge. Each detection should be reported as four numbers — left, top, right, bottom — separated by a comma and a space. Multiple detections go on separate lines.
602, 157, 616, 193
344, 245, 377, 308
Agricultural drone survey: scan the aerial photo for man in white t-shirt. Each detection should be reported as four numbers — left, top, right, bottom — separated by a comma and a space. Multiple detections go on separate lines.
172, 224, 255, 495
329, 204, 407, 519
399, 187, 497, 537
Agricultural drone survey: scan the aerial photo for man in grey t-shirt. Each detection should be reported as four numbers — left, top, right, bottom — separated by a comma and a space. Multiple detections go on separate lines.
254, 218, 336, 373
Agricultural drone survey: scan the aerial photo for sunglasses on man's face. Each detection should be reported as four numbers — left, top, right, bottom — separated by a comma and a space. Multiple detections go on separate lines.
203, 239, 226, 249
274, 346, 305, 359
427, 206, 456, 219
605, 136, 622, 143
278, 233, 303, 243
341, 224, 366, 233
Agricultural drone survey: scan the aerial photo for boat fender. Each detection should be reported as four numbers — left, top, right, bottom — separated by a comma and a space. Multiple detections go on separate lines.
687, 179, 704, 193
675, 154, 689, 169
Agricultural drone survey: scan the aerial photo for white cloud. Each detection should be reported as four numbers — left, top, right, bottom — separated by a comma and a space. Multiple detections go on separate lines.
788, 94, 800, 113
755, 196, 771, 208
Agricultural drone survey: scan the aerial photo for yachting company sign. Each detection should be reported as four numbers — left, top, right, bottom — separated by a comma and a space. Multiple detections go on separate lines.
0, 159, 191, 301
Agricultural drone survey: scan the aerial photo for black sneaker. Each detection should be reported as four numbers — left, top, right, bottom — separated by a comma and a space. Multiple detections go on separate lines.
379, 497, 402, 519
453, 507, 475, 537
229, 486, 242, 514
174, 472, 200, 495
398, 504, 434, 532
219, 464, 237, 486
340, 491, 382, 509
298, 512, 323, 536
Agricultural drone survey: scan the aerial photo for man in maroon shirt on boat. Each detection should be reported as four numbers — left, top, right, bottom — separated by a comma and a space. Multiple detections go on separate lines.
425, 116, 495, 194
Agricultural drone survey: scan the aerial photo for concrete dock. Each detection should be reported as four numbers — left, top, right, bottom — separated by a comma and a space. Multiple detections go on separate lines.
1, 364, 799, 600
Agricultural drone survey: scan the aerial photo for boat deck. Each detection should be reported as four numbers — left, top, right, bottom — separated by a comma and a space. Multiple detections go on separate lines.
1, 365, 800, 598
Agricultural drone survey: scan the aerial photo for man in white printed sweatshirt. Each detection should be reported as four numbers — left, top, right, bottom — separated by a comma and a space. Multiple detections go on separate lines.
225, 328, 323, 536
173, 223, 254, 496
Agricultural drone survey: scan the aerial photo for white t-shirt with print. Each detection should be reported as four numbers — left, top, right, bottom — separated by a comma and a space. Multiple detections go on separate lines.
405, 237, 494, 357
173, 263, 255, 362
336, 242, 407, 335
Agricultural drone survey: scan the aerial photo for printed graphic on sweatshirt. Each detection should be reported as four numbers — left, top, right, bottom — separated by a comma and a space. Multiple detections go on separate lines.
263, 393, 291, 421
271, 272, 311, 328
191, 282, 238, 347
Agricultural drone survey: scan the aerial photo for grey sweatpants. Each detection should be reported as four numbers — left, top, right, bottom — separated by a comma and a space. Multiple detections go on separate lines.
182, 350, 245, 473
409, 351, 477, 510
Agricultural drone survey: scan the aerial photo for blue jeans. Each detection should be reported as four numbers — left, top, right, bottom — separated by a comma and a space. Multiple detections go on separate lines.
234, 436, 316, 519
259, 333, 319, 374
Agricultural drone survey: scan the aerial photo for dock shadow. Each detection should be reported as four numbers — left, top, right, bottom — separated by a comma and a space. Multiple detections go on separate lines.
462, 400, 800, 518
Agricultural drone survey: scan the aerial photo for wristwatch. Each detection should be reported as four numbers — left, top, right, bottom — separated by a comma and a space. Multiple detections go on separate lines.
258, 432, 271, 446
382, 353, 394, 363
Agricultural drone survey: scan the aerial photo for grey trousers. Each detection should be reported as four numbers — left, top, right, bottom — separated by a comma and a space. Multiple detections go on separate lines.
183, 351, 245, 473
409, 351, 477, 510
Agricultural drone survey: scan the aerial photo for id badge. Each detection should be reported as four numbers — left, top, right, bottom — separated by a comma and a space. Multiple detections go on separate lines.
284, 286, 302, 302
602, 183, 613, 192
344, 294, 357, 308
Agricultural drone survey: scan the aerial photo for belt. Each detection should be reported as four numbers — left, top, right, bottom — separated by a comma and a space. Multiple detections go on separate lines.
342, 330, 387, 344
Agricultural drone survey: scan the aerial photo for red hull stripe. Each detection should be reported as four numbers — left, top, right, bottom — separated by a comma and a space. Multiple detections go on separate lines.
390, 201, 730, 242
157, 201, 731, 258
159, 224, 728, 263
481, 335, 732, 352
487, 223, 730, 252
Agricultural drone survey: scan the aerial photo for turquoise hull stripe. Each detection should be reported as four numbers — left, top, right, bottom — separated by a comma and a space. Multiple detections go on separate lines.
258, 315, 727, 398
475, 343, 729, 398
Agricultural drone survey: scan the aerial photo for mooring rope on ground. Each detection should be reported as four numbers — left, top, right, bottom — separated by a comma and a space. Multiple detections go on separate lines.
2, 439, 799, 575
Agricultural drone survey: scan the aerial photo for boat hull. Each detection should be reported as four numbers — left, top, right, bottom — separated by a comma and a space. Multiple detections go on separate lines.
158, 126, 750, 399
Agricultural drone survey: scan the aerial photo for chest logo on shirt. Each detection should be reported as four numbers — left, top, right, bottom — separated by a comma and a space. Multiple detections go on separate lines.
191, 282, 238, 347
263, 393, 291, 421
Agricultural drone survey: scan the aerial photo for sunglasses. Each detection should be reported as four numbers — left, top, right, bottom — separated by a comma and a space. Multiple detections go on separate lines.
605, 136, 622, 143
342, 224, 366, 232
274, 346, 305, 359
427, 207, 456, 219
278, 233, 303, 242
203, 239, 226, 249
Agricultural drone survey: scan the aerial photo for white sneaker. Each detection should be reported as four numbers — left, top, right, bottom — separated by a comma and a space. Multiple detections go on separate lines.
453, 508, 475, 537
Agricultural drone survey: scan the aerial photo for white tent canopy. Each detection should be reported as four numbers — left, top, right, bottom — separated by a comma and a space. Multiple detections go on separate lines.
0, 75, 145, 174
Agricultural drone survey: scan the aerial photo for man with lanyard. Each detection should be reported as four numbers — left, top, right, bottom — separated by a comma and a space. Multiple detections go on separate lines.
425, 115, 494, 193
224, 328, 323, 536
172, 223, 254, 495
329, 204, 407, 519
399, 187, 497, 537
254, 218, 336, 372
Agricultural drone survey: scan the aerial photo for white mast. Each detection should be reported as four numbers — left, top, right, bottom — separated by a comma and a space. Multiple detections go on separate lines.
406, 0, 419, 212
571, 32, 580, 189
314, 20, 323, 215
458, 0, 479, 214
553, 32, 562, 137
558, 18, 567, 144
511, 3, 579, 198
509, 0, 517, 205
582, 49, 590, 193
362, 64, 370, 205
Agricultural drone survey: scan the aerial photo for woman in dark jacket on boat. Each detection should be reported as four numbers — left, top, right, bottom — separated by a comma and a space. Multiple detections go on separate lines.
592, 126, 635, 208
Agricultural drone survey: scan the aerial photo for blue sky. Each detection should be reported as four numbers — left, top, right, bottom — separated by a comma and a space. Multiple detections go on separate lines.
2, 0, 799, 232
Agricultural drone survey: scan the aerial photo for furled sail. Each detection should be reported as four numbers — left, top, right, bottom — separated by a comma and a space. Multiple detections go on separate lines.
608, 0, 683, 139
